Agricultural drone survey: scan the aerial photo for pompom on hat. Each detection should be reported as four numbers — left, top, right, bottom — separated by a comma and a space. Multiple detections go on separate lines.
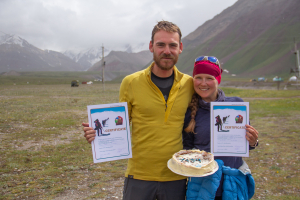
193, 56, 223, 84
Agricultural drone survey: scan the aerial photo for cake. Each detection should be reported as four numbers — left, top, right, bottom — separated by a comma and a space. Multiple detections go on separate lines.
168, 149, 217, 176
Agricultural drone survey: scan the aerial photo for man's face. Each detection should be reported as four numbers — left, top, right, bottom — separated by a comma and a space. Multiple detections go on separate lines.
149, 30, 183, 71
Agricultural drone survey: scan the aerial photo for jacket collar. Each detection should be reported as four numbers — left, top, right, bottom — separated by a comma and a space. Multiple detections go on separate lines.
146, 62, 183, 82
198, 89, 226, 110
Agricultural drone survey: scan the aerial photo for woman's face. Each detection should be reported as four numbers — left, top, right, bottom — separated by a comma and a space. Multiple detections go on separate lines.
193, 74, 218, 102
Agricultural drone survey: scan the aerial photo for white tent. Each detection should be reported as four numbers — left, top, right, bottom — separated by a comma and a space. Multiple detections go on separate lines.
289, 76, 297, 82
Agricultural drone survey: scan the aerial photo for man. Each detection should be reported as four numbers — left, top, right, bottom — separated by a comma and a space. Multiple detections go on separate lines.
83, 21, 194, 200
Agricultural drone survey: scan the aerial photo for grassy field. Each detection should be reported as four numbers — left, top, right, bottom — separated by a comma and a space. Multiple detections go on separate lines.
0, 80, 299, 199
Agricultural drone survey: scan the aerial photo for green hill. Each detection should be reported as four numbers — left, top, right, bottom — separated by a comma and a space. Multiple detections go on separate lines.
176, 0, 300, 80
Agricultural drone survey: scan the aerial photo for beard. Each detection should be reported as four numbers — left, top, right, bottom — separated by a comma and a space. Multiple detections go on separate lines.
153, 53, 178, 71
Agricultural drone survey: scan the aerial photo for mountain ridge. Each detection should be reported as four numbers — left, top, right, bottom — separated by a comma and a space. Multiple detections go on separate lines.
0, 32, 85, 72
1, 0, 299, 79
177, 0, 300, 78
88, 50, 152, 73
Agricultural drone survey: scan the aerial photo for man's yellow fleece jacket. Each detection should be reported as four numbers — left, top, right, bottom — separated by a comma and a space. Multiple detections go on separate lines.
119, 62, 194, 181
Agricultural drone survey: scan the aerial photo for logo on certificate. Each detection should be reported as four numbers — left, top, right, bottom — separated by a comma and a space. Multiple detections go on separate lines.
235, 115, 243, 123
115, 116, 123, 125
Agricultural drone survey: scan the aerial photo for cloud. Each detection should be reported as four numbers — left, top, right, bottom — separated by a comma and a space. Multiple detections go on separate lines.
0, 0, 237, 52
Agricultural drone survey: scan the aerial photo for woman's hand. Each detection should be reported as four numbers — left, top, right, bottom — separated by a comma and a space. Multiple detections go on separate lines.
245, 124, 259, 147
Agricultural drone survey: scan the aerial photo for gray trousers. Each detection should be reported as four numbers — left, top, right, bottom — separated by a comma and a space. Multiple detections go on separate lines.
122, 177, 187, 200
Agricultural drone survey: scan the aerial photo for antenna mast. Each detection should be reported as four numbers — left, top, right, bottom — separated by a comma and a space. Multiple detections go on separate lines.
102, 44, 105, 83
294, 38, 300, 78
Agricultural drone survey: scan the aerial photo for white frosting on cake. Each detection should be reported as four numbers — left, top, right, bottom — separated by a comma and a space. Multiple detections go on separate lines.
169, 149, 217, 176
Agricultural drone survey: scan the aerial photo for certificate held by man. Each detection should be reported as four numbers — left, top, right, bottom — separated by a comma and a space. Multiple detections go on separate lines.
87, 102, 132, 163
210, 102, 249, 157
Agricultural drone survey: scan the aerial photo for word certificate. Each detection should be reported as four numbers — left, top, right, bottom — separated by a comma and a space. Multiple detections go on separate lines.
87, 102, 132, 163
210, 102, 249, 157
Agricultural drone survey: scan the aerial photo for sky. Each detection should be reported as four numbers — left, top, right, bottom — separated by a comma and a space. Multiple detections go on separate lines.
0, 0, 238, 53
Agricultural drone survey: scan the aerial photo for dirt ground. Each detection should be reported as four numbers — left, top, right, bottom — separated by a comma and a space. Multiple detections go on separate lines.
53, 177, 124, 200
1, 83, 299, 200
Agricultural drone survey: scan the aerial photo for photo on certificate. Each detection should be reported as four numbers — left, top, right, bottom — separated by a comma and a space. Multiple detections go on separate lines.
87, 102, 132, 163
210, 102, 249, 157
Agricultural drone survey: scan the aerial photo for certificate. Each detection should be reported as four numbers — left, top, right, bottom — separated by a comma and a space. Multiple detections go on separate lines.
87, 102, 132, 163
210, 102, 249, 157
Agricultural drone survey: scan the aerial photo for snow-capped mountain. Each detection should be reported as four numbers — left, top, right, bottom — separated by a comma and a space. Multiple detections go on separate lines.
63, 46, 110, 70
111, 43, 149, 53
131, 43, 149, 53
63, 43, 149, 70
0, 31, 151, 74
0, 32, 85, 72
1, 34, 24, 46
0, 32, 40, 52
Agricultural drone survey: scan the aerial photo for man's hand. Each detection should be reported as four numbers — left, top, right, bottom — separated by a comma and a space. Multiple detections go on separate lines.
82, 122, 96, 144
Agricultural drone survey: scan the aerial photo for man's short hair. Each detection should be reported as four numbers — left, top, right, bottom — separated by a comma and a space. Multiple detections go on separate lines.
151, 20, 182, 43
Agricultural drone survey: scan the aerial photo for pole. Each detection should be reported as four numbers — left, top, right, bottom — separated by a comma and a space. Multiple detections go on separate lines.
294, 39, 300, 77
102, 44, 105, 84
294, 39, 300, 88
296, 50, 300, 78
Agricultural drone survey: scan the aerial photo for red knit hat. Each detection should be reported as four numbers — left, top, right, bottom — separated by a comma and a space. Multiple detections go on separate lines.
193, 60, 223, 84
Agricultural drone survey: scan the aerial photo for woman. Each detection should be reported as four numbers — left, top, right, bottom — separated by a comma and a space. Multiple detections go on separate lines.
182, 56, 259, 199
